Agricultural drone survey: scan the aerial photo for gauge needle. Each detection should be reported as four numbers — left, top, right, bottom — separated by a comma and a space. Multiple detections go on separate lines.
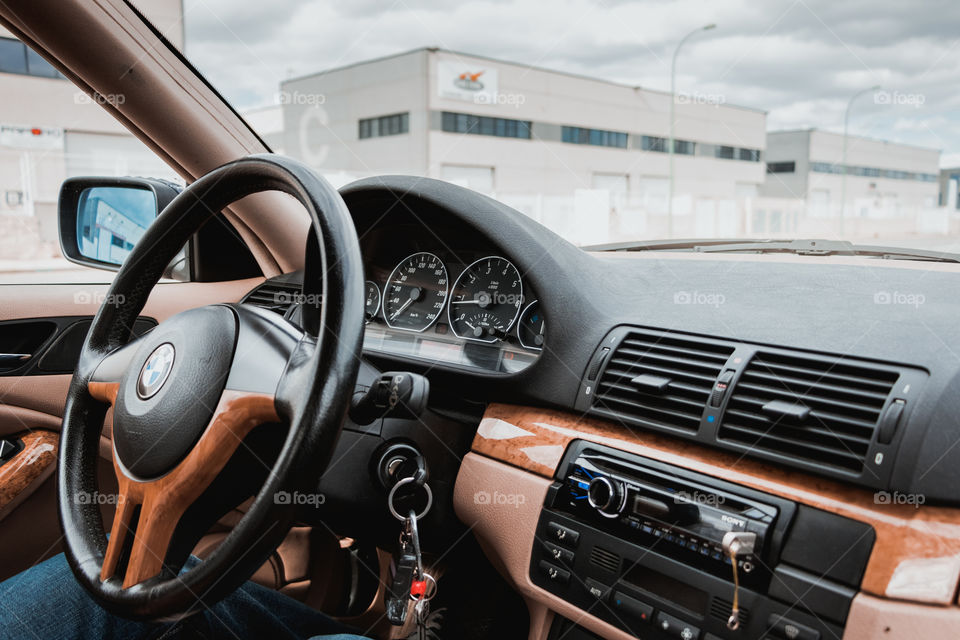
390, 297, 413, 320
451, 300, 481, 305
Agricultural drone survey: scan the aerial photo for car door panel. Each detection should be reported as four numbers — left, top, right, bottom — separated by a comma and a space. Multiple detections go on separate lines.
0, 277, 263, 580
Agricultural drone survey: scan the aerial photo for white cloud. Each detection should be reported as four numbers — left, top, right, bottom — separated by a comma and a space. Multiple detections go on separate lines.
182, 0, 960, 158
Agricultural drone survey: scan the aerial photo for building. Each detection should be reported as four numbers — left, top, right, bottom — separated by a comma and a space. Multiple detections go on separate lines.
760, 129, 940, 237
279, 48, 768, 244
0, 0, 183, 264
938, 167, 960, 210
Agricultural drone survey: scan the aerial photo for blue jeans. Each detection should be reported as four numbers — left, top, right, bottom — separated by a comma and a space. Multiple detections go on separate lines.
0, 553, 371, 640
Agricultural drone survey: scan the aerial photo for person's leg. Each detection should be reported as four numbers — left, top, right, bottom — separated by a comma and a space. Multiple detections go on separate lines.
0, 553, 371, 640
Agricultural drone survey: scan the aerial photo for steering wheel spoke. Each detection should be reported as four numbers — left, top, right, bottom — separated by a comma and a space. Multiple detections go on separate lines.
99, 388, 278, 587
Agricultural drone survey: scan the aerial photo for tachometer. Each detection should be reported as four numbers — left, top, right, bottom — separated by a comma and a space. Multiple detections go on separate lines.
448, 256, 523, 342
364, 280, 381, 321
383, 252, 449, 332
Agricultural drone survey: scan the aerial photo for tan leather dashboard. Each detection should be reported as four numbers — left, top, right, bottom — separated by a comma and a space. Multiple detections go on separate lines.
454, 403, 960, 639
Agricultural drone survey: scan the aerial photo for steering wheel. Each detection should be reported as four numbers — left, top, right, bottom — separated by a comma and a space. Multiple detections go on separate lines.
57, 154, 365, 620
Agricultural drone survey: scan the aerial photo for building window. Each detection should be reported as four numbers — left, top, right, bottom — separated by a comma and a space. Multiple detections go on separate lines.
672, 139, 695, 155
641, 135, 667, 152
0, 37, 62, 78
359, 112, 409, 139
810, 161, 937, 183
766, 161, 796, 174
738, 148, 761, 162
561, 126, 627, 148
440, 112, 531, 139
716, 145, 735, 159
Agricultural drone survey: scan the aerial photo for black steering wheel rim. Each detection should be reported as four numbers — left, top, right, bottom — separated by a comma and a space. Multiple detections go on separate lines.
57, 154, 365, 620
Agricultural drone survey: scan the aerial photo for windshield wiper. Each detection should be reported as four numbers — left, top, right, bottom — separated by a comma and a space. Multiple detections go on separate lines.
586, 238, 960, 264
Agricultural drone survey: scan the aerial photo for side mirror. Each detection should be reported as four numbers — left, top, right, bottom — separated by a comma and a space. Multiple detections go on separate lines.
58, 177, 182, 273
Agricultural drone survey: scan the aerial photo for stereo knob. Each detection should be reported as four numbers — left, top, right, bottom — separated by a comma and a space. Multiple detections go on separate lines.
587, 476, 625, 517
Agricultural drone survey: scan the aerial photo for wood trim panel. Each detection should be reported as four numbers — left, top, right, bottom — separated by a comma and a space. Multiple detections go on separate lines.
471, 403, 960, 605
88, 384, 278, 588
0, 429, 58, 521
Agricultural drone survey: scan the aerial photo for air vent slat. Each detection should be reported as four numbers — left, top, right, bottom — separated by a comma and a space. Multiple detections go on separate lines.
589, 546, 621, 573
723, 410, 874, 449
740, 370, 890, 404
605, 360, 719, 386
241, 281, 302, 315
614, 347, 727, 374
719, 351, 900, 474
747, 359, 897, 392
589, 330, 735, 434
733, 382, 884, 419
619, 339, 732, 363
599, 379, 711, 401
718, 423, 867, 470
730, 396, 879, 434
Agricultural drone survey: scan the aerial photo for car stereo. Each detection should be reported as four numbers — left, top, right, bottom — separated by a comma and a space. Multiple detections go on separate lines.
530, 440, 875, 640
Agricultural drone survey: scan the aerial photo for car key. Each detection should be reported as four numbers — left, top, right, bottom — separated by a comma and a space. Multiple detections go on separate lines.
386, 509, 424, 625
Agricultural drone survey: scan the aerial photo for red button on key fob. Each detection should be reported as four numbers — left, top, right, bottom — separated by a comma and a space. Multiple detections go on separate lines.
410, 579, 427, 598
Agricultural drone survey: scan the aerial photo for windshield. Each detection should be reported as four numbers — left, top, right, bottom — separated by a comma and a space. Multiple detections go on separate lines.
175, 2, 955, 254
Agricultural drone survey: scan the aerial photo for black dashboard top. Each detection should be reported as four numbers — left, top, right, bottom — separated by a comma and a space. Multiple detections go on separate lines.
246, 175, 960, 505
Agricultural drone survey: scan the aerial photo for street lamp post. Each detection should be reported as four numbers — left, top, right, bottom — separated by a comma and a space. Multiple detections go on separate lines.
667, 23, 716, 238
839, 85, 881, 235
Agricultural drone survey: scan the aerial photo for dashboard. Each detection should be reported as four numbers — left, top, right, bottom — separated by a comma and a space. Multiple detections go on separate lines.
239, 174, 960, 639
358, 225, 544, 374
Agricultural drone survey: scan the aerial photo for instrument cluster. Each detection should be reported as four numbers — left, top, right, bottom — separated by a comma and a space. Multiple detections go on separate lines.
361, 250, 544, 374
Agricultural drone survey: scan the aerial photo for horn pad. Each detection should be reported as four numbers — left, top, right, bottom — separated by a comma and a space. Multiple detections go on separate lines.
112, 306, 237, 479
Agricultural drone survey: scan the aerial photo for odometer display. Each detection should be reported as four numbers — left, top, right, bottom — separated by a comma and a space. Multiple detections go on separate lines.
448, 256, 523, 343
383, 252, 449, 332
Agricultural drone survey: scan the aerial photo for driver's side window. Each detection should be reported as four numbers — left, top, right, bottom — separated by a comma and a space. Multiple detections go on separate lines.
0, 29, 180, 284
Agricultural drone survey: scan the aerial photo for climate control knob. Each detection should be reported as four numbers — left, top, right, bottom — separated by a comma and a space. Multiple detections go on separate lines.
587, 476, 625, 517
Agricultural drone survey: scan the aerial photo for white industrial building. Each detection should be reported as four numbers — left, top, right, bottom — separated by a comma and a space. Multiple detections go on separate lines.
760, 129, 941, 238
279, 48, 768, 244
0, 0, 182, 265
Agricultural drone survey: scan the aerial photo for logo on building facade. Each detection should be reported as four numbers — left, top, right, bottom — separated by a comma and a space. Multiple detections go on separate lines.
454, 71, 485, 91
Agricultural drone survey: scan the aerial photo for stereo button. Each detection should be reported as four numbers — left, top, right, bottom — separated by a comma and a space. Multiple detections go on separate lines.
655, 611, 700, 640
547, 522, 580, 547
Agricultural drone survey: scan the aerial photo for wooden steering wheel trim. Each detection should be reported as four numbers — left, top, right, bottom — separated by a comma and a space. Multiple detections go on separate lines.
89, 381, 278, 587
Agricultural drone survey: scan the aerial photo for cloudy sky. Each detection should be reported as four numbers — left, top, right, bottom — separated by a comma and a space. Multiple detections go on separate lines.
176, 0, 960, 165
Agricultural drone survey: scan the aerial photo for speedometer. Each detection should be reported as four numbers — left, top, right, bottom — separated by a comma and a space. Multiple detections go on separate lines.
383, 252, 449, 332
448, 256, 523, 342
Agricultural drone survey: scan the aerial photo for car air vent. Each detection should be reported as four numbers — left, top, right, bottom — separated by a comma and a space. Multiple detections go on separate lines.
591, 329, 736, 433
589, 546, 621, 573
241, 281, 302, 315
710, 597, 748, 626
718, 352, 901, 474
